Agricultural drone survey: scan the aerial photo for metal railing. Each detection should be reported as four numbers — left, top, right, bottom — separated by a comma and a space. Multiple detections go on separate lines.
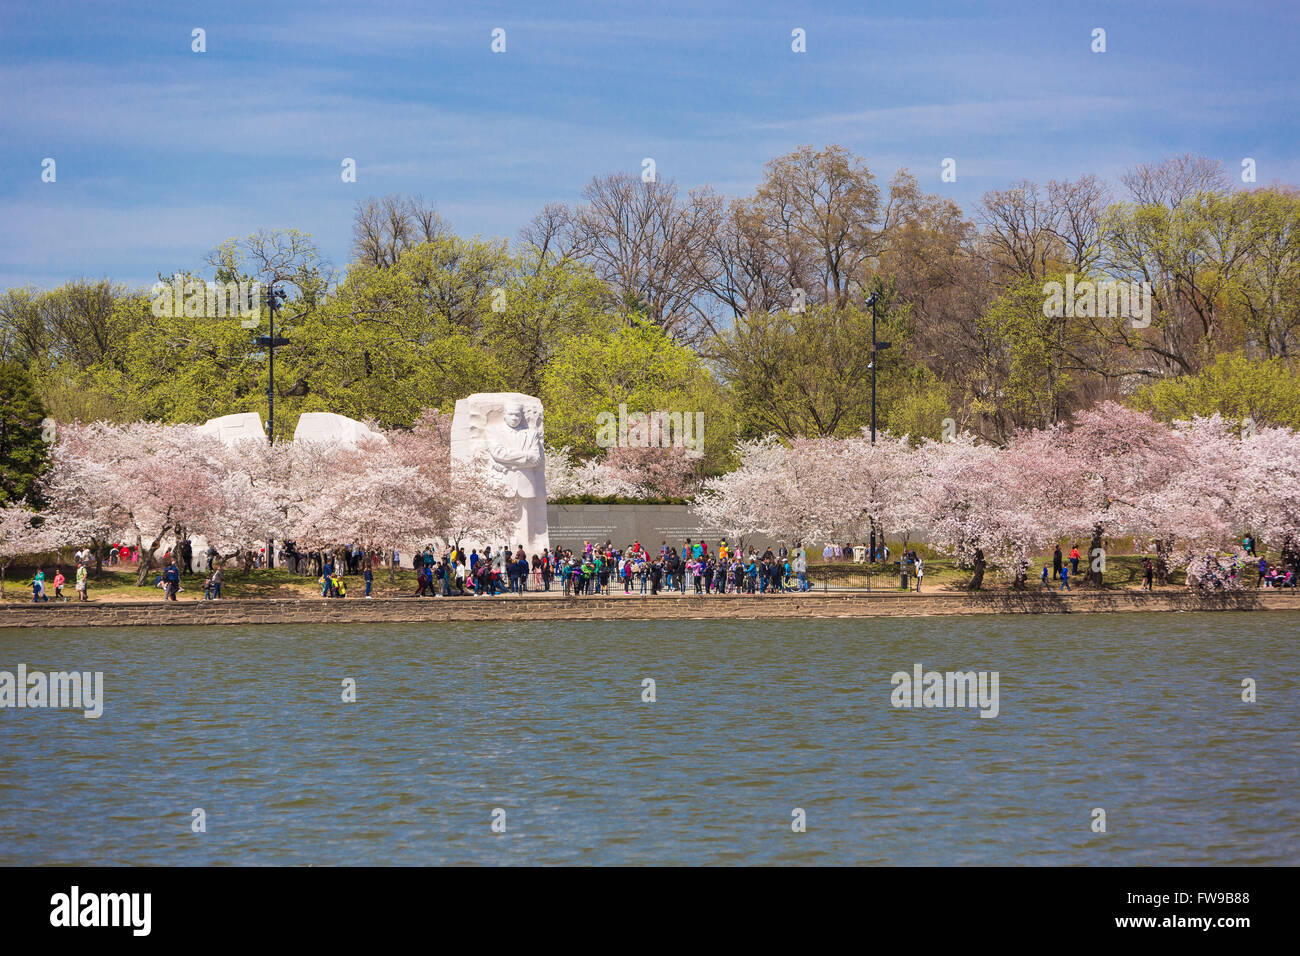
813, 561, 926, 592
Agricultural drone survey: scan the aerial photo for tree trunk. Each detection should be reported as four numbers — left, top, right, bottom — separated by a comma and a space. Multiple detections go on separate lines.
969, 550, 986, 590
388, 547, 396, 583
135, 533, 162, 586
1087, 522, 1105, 588
1154, 539, 1171, 586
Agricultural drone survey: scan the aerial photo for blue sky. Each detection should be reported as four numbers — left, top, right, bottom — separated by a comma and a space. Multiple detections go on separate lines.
1, 0, 1297, 288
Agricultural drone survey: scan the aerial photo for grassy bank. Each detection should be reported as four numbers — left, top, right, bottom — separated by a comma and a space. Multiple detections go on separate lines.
1, 565, 427, 603
1, 552, 1198, 603
810, 553, 1188, 591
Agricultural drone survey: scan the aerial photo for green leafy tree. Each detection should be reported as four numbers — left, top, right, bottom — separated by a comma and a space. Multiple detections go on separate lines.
483, 254, 612, 394
541, 315, 709, 457
976, 272, 1081, 433
0, 362, 51, 506
1129, 351, 1300, 429
709, 293, 915, 440
882, 371, 952, 442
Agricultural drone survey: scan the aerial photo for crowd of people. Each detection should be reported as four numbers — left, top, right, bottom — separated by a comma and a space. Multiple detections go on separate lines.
1190, 548, 1299, 590
394, 538, 815, 598
22, 528, 1300, 602
137, 531, 1300, 601
27, 551, 92, 603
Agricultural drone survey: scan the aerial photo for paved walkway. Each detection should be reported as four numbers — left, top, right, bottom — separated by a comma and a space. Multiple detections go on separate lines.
7, 588, 1300, 628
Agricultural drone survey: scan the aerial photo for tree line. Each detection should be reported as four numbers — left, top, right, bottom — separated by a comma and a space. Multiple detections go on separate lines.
2, 145, 1298, 471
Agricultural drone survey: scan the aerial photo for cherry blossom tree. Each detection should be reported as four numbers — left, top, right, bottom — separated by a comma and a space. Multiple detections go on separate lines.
0, 504, 60, 598
290, 426, 431, 579
287, 410, 515, 579
695, 432, 922, 551
920, 434, 1050, 588
694, 436, 801, 545
1131, 415, 1244, 579
41, 430, 120, 576
1235, 422, 1300, 554
389, 409, 515, 554
603, 445, 701, 499
788, 433, 919, 547
291, 443, 426, 560
545, 445, 639, 498
204, 439, 293, 569
443, 454, 517, 553
44, 422, 228, 585
1008, 402, 1186, 586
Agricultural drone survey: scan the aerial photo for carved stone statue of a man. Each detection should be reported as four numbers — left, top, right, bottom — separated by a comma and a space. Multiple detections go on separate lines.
450, 392, 549, 554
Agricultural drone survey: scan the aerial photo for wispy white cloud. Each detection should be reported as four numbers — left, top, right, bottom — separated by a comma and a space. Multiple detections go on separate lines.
1, 0, 1297, 286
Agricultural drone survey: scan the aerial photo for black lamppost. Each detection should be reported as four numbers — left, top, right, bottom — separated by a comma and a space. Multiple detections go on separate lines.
865, 290, 891, 562
255, 284, 289, 568
256, 285, 289, 442
864, 290, 891, 445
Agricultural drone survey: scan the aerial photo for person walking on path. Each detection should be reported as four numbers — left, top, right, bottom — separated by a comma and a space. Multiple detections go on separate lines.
75, 562, 88, 601
52, 568, 66, 601
1069, 544, 1080, 576
1142, 558, 1154, 591
162, 561, 180, 601
914, 556, 924, 592
1059, 562, 1071, 591
1052, 545, 1062, 580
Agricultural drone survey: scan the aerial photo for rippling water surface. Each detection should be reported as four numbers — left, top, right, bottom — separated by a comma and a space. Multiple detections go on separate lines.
1, 612, 1297, 865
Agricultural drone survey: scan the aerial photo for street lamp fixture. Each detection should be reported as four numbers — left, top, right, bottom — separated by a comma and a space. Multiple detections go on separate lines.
865, 291, 892, 445
865, 289, 892, 562
256, 285, 290, 443
254, 284, 289, 570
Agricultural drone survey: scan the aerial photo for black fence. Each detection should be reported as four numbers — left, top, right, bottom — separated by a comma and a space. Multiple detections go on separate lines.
812, 562, 927, 592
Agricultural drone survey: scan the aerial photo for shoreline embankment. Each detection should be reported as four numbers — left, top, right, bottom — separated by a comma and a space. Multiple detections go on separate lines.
6, 589, 1300, 628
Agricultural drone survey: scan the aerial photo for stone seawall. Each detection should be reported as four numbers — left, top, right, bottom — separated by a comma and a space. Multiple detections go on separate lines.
6, 590, 1300, 628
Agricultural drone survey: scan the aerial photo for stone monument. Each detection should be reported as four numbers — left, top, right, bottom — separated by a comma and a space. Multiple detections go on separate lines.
192, 412, 383, 570
450, 392, 549, 555
292, 412, 386, 449
196, 412, 267, 445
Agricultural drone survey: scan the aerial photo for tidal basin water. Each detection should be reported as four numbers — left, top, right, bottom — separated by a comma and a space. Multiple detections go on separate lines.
2, 612, 1297, 865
